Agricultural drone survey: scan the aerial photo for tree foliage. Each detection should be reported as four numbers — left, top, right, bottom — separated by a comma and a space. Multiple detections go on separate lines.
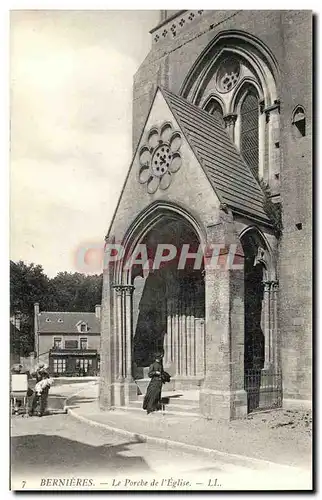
10, 261, 103, 356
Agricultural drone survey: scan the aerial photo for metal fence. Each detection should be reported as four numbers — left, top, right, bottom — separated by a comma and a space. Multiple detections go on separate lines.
244, 368, 283, 413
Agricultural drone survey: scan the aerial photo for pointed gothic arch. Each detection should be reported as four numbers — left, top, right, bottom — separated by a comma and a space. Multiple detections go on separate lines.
180, 30, 279, 107
114, 200, 207, 286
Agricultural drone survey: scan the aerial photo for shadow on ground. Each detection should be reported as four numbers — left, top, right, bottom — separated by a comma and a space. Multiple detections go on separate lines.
11, 434, 149, 476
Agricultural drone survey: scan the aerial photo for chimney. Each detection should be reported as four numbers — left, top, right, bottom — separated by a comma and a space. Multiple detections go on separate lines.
95, 304, 101, 320
34, 303, 40, 358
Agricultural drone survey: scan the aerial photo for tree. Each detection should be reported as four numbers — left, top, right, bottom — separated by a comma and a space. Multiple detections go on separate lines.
10, 261, 103, 356
50, 272, 102, 311
10, 260, 53, 355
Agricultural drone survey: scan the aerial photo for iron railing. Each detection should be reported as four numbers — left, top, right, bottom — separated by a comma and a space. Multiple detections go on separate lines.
244, 368, 282, 413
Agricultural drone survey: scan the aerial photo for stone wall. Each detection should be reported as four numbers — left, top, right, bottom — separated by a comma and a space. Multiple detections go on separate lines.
279, 11, 312, 400
131, 10, 312, 402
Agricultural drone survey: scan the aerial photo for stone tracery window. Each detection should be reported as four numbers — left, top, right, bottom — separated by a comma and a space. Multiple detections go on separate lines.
240, 90, 259, 176
216, 57, 240, 93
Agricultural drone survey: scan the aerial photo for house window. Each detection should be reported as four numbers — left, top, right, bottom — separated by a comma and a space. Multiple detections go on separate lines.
76, 358, 89, 373
53, 358, 66, 374
240, 90, 259, 176
79, 323, 87, 333
53, 337, 62, 349
292, 106, 306, 138
80, 337, 88, 350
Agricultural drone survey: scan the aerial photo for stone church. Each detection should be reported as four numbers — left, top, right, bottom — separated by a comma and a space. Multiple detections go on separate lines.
99, 10, 312, 420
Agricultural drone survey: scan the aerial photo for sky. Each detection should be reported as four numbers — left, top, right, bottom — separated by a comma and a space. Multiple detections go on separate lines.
10, 10, 160, 277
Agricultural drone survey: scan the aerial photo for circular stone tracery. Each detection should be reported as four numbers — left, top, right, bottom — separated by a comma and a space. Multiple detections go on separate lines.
138, 123, 182, 194
216, 58, 240, 93
152, 145, 172, 177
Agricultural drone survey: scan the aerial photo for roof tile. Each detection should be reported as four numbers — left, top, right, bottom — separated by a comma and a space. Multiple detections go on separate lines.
37, 311, 100, 334
161, 88, 270, 223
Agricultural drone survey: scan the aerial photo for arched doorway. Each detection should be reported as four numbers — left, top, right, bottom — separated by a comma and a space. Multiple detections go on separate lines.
131, 216, 205, 386
111, 204, 206, 400
240, 227, 282, 412
243, 231, 266, 372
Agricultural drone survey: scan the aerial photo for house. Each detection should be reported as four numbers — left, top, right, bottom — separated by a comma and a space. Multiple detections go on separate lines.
34, 303, 101, 376
99, 10, 312, 420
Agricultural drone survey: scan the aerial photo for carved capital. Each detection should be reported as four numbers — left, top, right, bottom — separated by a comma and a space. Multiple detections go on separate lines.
264, 100, 281, 123
271, 280, 279, 291
263, 281, 271, 293
113, 284, 124, 296
223, 113, 237, 127
124, 285, 135, 296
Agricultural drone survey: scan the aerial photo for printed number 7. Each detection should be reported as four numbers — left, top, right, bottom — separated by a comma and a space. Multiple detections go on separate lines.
22, 481, 26, 488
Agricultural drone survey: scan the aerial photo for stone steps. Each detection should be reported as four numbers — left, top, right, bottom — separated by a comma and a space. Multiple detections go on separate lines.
117, 405, 200, 418
137, 393, 199, 407
135, 378, 176, 395
130, 399, 200, 414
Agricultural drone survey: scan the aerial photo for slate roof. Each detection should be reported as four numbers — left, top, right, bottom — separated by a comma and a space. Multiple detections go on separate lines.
37, 312, 100, 334
161, 87, 270, 224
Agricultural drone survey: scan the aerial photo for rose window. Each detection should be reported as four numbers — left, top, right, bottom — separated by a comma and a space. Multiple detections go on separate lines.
216, 58, 240, 93
138, 123, 182, 194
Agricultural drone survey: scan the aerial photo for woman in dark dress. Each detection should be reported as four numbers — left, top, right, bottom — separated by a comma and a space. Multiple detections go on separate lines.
143, 353, 164, 414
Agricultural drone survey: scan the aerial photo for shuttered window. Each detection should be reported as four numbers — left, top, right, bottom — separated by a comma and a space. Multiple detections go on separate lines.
240, 92, 259, 176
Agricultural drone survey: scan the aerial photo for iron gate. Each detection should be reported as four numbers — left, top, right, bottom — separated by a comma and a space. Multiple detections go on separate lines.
244, 368, 283, 413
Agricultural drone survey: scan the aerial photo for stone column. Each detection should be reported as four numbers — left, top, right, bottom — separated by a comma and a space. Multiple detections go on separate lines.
123, 284, 137, 404
259, 105, 266, 179
186, 297, 192, 377
178, 299, 183, 375
174, 299, 179, 376
263, 281, 272, 368
190, 310, 196, 377
99, 258, 115, 410
224, 113, 237, 141
165, 299, 172, 365
199, 217, 247, 421
265, 102, 281, 194
195, 318, 205, 378
271, 280, 279, 367
181, 298, 187, 376
124, 285, 134, 379
114, 285, 124, 380
110, 284, 137, 406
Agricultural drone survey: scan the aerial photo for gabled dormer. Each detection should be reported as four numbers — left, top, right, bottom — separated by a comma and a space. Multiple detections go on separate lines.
76, 321, 88, 334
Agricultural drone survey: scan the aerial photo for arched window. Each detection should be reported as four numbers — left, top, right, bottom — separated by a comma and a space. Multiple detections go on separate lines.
204, 99, 225, 128
292, 106, 306, 138
240, 90, 259, 176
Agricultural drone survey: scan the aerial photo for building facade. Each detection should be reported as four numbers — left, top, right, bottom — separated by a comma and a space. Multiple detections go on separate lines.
100, 10, 312, 419
34, 304, 101, 376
